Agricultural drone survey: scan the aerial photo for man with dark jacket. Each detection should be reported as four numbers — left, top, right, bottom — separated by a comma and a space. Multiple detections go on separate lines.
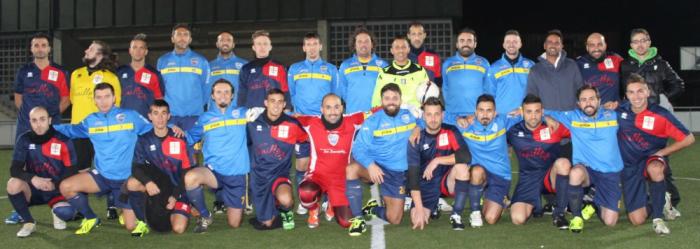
620, 28, 685, 219
620, 28, 684, 109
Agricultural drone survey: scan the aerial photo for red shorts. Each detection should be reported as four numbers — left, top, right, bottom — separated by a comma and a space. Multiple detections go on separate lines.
308, 173, 348, 207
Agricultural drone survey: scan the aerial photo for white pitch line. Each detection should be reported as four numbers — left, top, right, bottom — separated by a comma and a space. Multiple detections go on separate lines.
675, 177, 700, 181
369, 184, 386, 249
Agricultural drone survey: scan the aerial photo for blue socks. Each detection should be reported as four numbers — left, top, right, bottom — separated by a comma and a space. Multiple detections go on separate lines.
453, 180, 469, 215
186, 186, 211, 218
128, 191, 147, 221
346, 179, 363, 217
52, 206, 77, 221
67, 193, 97, 219
649, 180, 666, 219
554, 175, 569, 216
567, 184, 583, 217
8, 193, 33, 223
469, 183, 484, 212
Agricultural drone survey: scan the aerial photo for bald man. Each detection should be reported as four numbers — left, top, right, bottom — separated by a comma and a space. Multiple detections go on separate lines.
8, 107, 79, 237
576, 33, 624, 109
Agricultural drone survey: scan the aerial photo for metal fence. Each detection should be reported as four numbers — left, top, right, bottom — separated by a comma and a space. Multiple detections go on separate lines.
0, 35, 32, 119
328, 19, 453, 66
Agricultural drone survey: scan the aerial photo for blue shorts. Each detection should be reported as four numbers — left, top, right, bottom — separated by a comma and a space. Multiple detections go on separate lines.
89, 170, 130, 209
28, 186, 65, 208
252, 176, 292, 221
416, 169, 451, 212
213, 171, 246, 209
482, 167, 511, 207
169, 115, 199, 131
378, 166, 407, 199
511, 167, 555, 209
621, 157, 665, 213
295, 142, 310, 158
586, 167, 621, 212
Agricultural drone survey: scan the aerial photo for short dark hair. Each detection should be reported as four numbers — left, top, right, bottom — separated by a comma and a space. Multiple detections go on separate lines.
476, 94, 495, 106
408, 21, 425, 30
304, 32, 321, 42
30, 32, 51, 46
626, 73, 647, 86
458, 27, 477, 42
421, 97, 444, 111
380, 83, 401, 97
630, 28, 650, 40
349, 26, 376, 52
392, 34, 410, 46
172, 23, 191, 34
211, 78, 234, 94
576, 84, 599, 100
522, 94, 542, 106
505, 29, 520, 37
218, 31, 234, 38
546, 29, 563, 40
94, 82, 115, 95
131, 33, 148, 47
266, 88, 285, 100
150, 99, 170, 112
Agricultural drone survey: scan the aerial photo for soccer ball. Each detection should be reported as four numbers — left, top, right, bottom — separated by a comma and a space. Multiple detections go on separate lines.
416, 81, 440, 104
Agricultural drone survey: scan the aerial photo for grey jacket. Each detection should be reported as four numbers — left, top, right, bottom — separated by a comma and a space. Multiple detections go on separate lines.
526, 51, 584, 111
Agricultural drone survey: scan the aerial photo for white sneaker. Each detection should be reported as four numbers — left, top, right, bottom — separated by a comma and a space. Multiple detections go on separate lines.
403, 197, 413, 212
321, 201, 334, 221
469, 211, 483, 228
296, 203, 308, 215
653, 218, 670, 235
16, 222, 36, 238
53, 212, 67, 230
663, 192, 680, 220
438, 198, 453, 212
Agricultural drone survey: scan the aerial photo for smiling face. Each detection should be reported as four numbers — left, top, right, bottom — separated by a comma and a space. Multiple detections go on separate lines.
577, 89, 600, 117
264, 92, 286, 119
522, 102, 543, 130
321, 95, 343, 124
586, 33, 607, 59
503, 34, 521, 57
211, 83, 233, 109
216, 32, 235, 55
626, 82, 650, 111
390, 39, 410, 63
381, 90, 401, 116
544, 34, 563, 57
354, 33, 373, 58
456, 32, 477, 58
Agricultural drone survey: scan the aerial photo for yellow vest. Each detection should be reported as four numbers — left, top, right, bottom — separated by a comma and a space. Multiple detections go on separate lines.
69, 67, 121, 124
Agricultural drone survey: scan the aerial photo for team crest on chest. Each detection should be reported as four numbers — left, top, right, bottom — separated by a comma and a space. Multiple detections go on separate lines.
277, 125, 289, 138
48, 70, 59, 81
140, 72, 152, 84
116, 113, 126, 123
269, 66, 279, 76
438, 133, 449, 147
328, 133, 339, 146
169, 141, 181, 155
539, 128, 551, 140
92, 74, 103, 84
401, 114, 410, 124
642, 116, 655, 130
50, 143, 61, 156
191, 58, 198, 65
232, 109, 240, 118
425, 56, 434, 67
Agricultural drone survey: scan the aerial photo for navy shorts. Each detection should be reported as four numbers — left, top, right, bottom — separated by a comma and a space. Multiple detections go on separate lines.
295, 142, 310, 158
416, 169, 451, 212
169, 115, 199, 131
621, 157, 666, 213
89, 169, 130, 209
586, 167, 621, 212
213, 171, 246, 209
28, 186, 65, 208
511, 167, 555, 209
252, 176, 292, 221
483, 167, 511, 207
379, 167, 407, 199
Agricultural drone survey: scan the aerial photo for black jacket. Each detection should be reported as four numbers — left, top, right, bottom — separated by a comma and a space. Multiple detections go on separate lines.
620, 53, 684, 104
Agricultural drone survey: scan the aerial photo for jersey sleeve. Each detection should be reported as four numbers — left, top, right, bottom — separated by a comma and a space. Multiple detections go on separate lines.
450, 126, 472, 164
485, 66, 496, 96
370, 72, 386, 108
287, 65, 297, 101
237, 67, 249, 107
185, 118, 204, 145
133, 112, 153, 135
662, 111, 691, 142
14, 68, 24, 94
336, 64, 348, 101
200, 60, 211, 108
330, 65, 340, 94
54, 121, 89, 139
544, 110, 572, 130
351, 120, 376, 168
406, 139, 422, 191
